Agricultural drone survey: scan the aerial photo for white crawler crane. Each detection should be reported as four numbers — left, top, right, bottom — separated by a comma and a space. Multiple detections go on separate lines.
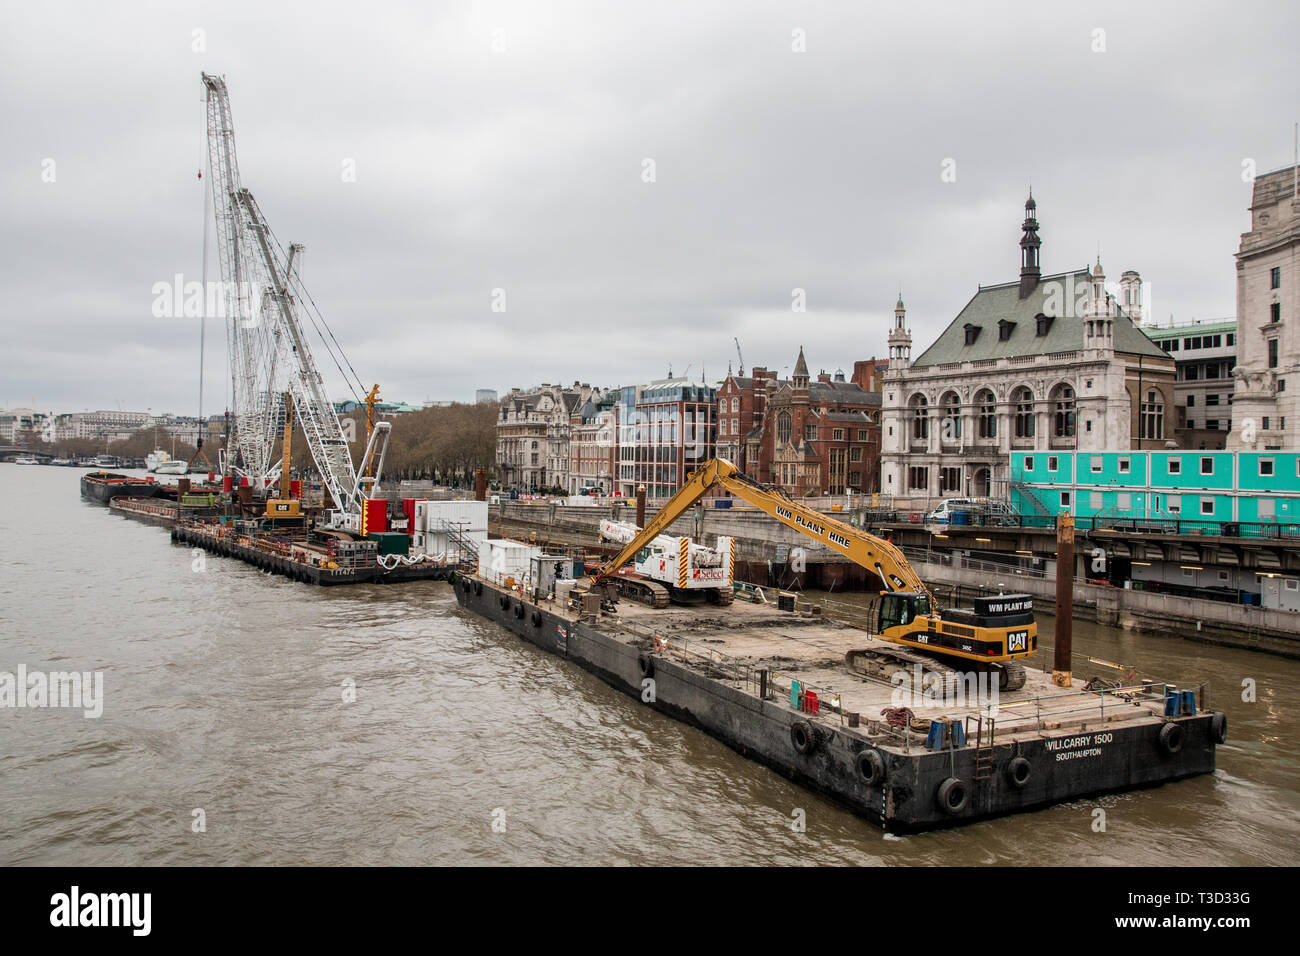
201, 73, 389, 527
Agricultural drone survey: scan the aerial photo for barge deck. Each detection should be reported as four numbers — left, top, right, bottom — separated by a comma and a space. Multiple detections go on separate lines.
453, 573, 1224, 832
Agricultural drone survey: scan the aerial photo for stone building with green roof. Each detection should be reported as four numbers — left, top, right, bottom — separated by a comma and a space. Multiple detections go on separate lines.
880, 194, 1175, 503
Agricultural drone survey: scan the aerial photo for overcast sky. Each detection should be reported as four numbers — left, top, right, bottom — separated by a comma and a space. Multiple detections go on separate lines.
2, 0, 1296, 417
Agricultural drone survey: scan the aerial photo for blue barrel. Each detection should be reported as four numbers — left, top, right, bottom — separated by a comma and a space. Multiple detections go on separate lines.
950, 721, 966, 748
1164, 693, 1180, 717
790, 680, 801, 709
926, 720, 947, 751
1180, 689, 1197, 716
952, 511, 969, 526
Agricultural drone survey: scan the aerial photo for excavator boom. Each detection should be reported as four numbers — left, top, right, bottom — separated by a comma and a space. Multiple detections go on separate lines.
597, 459, 930, 604
592, 458, 1034, 688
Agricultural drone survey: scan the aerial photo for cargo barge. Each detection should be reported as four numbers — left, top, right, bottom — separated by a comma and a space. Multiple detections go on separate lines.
80, 471, 164, 503
452, 571, 1224, 832
173, 519, 459, 586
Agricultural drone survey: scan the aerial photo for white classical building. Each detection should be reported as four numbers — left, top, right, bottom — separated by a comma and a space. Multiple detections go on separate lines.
880, 194, 1175, 501
496, 382, 602, 491
1227, 164, 1299, 451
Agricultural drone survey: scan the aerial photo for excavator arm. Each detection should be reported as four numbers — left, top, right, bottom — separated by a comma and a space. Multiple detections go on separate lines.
596, 459, 932, 605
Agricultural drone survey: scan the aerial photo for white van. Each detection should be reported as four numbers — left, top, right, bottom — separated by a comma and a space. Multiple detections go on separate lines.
927, 498, 979, 524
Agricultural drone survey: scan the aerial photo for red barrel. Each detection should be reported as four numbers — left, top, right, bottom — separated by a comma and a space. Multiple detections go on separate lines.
222, 475, 233, 493
290, 480, 302, 499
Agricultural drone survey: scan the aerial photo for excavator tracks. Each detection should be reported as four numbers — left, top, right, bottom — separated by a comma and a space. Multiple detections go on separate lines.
845, 646, 1028, 693
613, 577, 670, 609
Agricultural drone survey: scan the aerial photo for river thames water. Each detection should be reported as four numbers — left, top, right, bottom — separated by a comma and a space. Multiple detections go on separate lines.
1, 463, 1297, 865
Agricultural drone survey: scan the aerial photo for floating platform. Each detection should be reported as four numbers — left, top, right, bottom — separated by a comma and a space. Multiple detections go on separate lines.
110, 496, 180, 528
173, 522, 457, 586
453, 573, 1224, 832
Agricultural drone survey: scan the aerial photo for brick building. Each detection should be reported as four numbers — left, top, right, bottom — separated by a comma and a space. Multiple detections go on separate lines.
717, 350, 882, 495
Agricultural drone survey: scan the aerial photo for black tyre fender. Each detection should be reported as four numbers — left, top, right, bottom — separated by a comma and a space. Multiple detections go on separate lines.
1159, 721, 1185, 755
531, 610, 543, 628
448, 572, 457, 589
513, 601, 526, 619
499, 595, 510, 610
473, 580, 483, 596
936, 777, 968, 815
637, 654, 655, 679
1006, 756, 1032, 789
790, 718, 818, 756
855, 748, 886, 786
1211, 712, 1227, 745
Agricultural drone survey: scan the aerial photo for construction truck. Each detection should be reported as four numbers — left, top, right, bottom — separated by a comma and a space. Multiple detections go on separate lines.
584, 459, 1035, 691
597, 518, 735, 608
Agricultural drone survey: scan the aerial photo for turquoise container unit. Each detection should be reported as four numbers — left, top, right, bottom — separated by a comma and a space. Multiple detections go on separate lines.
1010, 450, 1300, 530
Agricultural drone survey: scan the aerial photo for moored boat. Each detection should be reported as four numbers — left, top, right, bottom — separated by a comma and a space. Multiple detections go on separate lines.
79, 471, 163, 504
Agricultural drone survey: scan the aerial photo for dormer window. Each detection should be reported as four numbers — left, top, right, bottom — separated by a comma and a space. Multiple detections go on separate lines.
998, 319, 1016, 341
1035, 313, 1053, 337
963, 324, 981, 346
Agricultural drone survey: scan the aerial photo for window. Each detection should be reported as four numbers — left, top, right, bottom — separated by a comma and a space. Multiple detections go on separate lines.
1271, 303, 1281, 323
1168, 498, 1181, 514
1035, 313, 1053, 337
1048, 455, 1059, 473
1269, 339, 1279, 369
963, 324, 981, 346
1090, 491, 1103, 510
1271, 267, 1281, 289
804, 424, 817, 440
910, 395, 929, 440
1024, 456, 1034, 471
976, 389, 996, 439
1201, 498, 1214, 516
998, 319, 1015, 341
1206, 363, 1220, 379
777, 411, 792, 443
832, 428, 844, 441
1091, 457, 1102, 474
939, 466, 961, 492
1255, 457, 1274, 477
1187, 419, 1196, 429
1200, 456, 1214, 476
1206, 394, 1220, 406
850, 447, 862, 462
857, 429, 868, 441
1263, 416, 1271, 430
1012, 386, 1035, 438
1051, 384, 1076, 438
1184, 365, 1198, 381
1060, 491, 1071, 508
1140, 390, 1164, 441
1168, 458, 1181, 475
1119, 457, 1130, 474
1118, 492, 1131, 510
939, 391, 961, 442
731, 398, 739, 412
1227, 333, 1235, 347
1188, 395, 1195, 407
908, 466, 929, 490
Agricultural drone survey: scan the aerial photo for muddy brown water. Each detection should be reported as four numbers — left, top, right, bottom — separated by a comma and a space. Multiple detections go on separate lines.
2, 464, 1296, 865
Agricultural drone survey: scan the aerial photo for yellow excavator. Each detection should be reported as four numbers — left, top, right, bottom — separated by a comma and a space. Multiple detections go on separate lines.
586, 458, 1034, 690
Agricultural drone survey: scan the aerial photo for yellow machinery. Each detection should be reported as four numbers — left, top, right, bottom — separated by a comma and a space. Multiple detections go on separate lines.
590, 458, 1034, 690
265, 392, 301, 518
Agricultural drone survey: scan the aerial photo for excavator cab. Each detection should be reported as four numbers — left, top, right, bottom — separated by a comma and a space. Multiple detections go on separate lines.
877, 592, 931, 633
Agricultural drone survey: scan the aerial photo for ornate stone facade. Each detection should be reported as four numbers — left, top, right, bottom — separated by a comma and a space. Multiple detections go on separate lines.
881, 195, 1175, 502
